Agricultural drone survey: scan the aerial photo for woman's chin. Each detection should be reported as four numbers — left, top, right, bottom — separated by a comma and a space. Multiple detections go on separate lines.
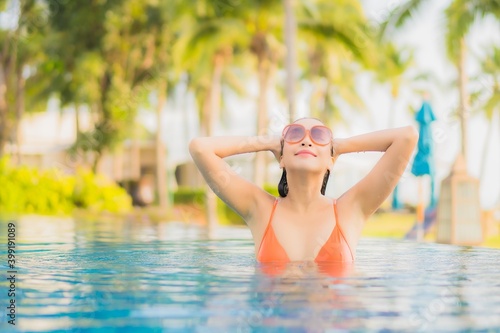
286, 164, 324, 174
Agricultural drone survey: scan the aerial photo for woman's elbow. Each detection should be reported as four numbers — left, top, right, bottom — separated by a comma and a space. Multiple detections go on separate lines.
403, 125, 419, 144
189, 138, 206, 157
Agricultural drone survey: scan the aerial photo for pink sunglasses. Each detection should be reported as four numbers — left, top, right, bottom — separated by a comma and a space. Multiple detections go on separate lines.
282, 124, 332, 146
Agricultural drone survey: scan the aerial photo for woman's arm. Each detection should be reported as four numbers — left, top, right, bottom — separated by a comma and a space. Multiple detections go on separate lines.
334, 126, 419, 220
189, 136, 281, 221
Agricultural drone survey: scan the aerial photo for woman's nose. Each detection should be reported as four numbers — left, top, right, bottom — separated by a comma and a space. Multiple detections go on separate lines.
301, 130, 313, 146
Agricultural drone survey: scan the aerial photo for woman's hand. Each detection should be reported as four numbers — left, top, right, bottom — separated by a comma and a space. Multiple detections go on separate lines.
269, 136, 283, 162
331, 138, 343, 157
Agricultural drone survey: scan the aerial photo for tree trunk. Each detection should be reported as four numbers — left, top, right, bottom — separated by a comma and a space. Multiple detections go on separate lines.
479, 113, 494, 187
210, 53, 223, 135
204, 53, 225, 228
253, 57, 270, 188
92, 150, 103, 173
388, 93, 397, 128
309, 78, 320, 120
15, 65, 25, 165
284, 0, 297, 123
322, 81, 331, 125
131, 126, 141, 179
183, 76, 191, 146
0, 62, 7, 157
75, 104, 81, 138
388, 93, 399, 209
457, 38, 469, 164
0, 38, 14, 157
156, 80, 169, 211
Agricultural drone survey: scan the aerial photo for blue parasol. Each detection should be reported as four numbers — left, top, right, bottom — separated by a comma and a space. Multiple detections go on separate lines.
391, 184, 402, 210
411, 101, 437, 207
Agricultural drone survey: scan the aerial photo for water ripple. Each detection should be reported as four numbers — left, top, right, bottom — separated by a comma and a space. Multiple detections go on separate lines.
1, 219, 500, 332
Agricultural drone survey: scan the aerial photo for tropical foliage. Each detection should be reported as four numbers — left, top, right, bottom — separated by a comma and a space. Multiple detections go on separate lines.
383, 0, 500, 161
0, 157, 132, 214
0, 0, 498, 216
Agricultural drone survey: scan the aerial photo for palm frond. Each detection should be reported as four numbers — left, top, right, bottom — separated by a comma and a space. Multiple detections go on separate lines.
299, 21, 364, 61
380, 0, 430, 39
221, 68, 246, 97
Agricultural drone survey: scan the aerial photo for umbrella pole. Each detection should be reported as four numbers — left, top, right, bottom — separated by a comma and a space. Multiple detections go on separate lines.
417, 177, 424, 241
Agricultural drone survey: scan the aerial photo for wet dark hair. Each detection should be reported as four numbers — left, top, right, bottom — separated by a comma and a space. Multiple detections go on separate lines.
278, 169, 330, 197
277, 123, 334, 197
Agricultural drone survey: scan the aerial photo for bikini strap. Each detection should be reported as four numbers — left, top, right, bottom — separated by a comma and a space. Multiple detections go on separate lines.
333, 199, 355, 261
257, 199, 279, 255
333, 199, 339, 224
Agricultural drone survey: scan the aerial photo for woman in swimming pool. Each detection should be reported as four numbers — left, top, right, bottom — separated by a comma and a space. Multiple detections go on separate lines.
189, 118, 418, 263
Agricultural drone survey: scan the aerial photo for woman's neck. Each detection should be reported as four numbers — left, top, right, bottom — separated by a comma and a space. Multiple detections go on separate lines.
283, 170, 327, 213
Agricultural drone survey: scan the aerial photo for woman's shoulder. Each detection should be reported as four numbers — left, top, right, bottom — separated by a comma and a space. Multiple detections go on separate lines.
254, 192, 279, 214
245, 192, 280, 240
248, 192, 278, 220
336, 193, 365, 218
335, 194, 366, 247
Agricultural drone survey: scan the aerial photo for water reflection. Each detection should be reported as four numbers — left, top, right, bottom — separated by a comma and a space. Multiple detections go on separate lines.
238, 262, 362, 331
0, 217, 499, 332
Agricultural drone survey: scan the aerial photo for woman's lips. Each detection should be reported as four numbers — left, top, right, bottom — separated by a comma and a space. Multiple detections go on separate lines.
295, 150, 317, 157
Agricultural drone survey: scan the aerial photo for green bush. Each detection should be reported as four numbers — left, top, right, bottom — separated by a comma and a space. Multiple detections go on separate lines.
173, 187, 205, 205
0, 158, 75, 214
217, 199, 245, 225
264, 183, 279, 197
0, 157, 131, 215
72, 168, 132, 213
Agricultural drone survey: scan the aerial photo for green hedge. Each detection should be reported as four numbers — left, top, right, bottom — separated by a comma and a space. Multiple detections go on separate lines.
173, 187, 205, 205
72, 168, 132, 213
0, 157, 131, 215
264, 184, 279, 197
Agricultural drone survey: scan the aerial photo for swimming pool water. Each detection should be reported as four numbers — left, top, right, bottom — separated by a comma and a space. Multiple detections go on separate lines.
1, 216, 500, 332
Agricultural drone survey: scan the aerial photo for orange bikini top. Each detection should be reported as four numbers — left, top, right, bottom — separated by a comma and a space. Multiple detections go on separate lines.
257, 199, 354, 263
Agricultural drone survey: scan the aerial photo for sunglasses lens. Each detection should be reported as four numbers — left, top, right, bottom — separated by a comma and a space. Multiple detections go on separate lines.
311, 127, 331, 145
284, 125, 305, 143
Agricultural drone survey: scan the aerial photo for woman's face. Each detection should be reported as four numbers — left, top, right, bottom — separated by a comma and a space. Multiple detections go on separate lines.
280, 118, 333, 174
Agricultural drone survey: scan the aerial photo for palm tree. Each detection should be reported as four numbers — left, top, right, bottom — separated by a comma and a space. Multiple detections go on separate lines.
244, 1, 284, 188
0, 0, 47, 158
45, 1, 120, 171
297, 0, 375, 127
473, 46, 500, 188
0, 2, 16, 157
241, 0, 377, 186
42, 1, 162, 172
174, 18, 247, 137
145, 0, 184, 211
173, 3, 248, 227
374, 43, 415, 128
283, 0, 297, 122
374, 42, 440, 211
383, 0, 500, 164
305, 51, 366, 128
